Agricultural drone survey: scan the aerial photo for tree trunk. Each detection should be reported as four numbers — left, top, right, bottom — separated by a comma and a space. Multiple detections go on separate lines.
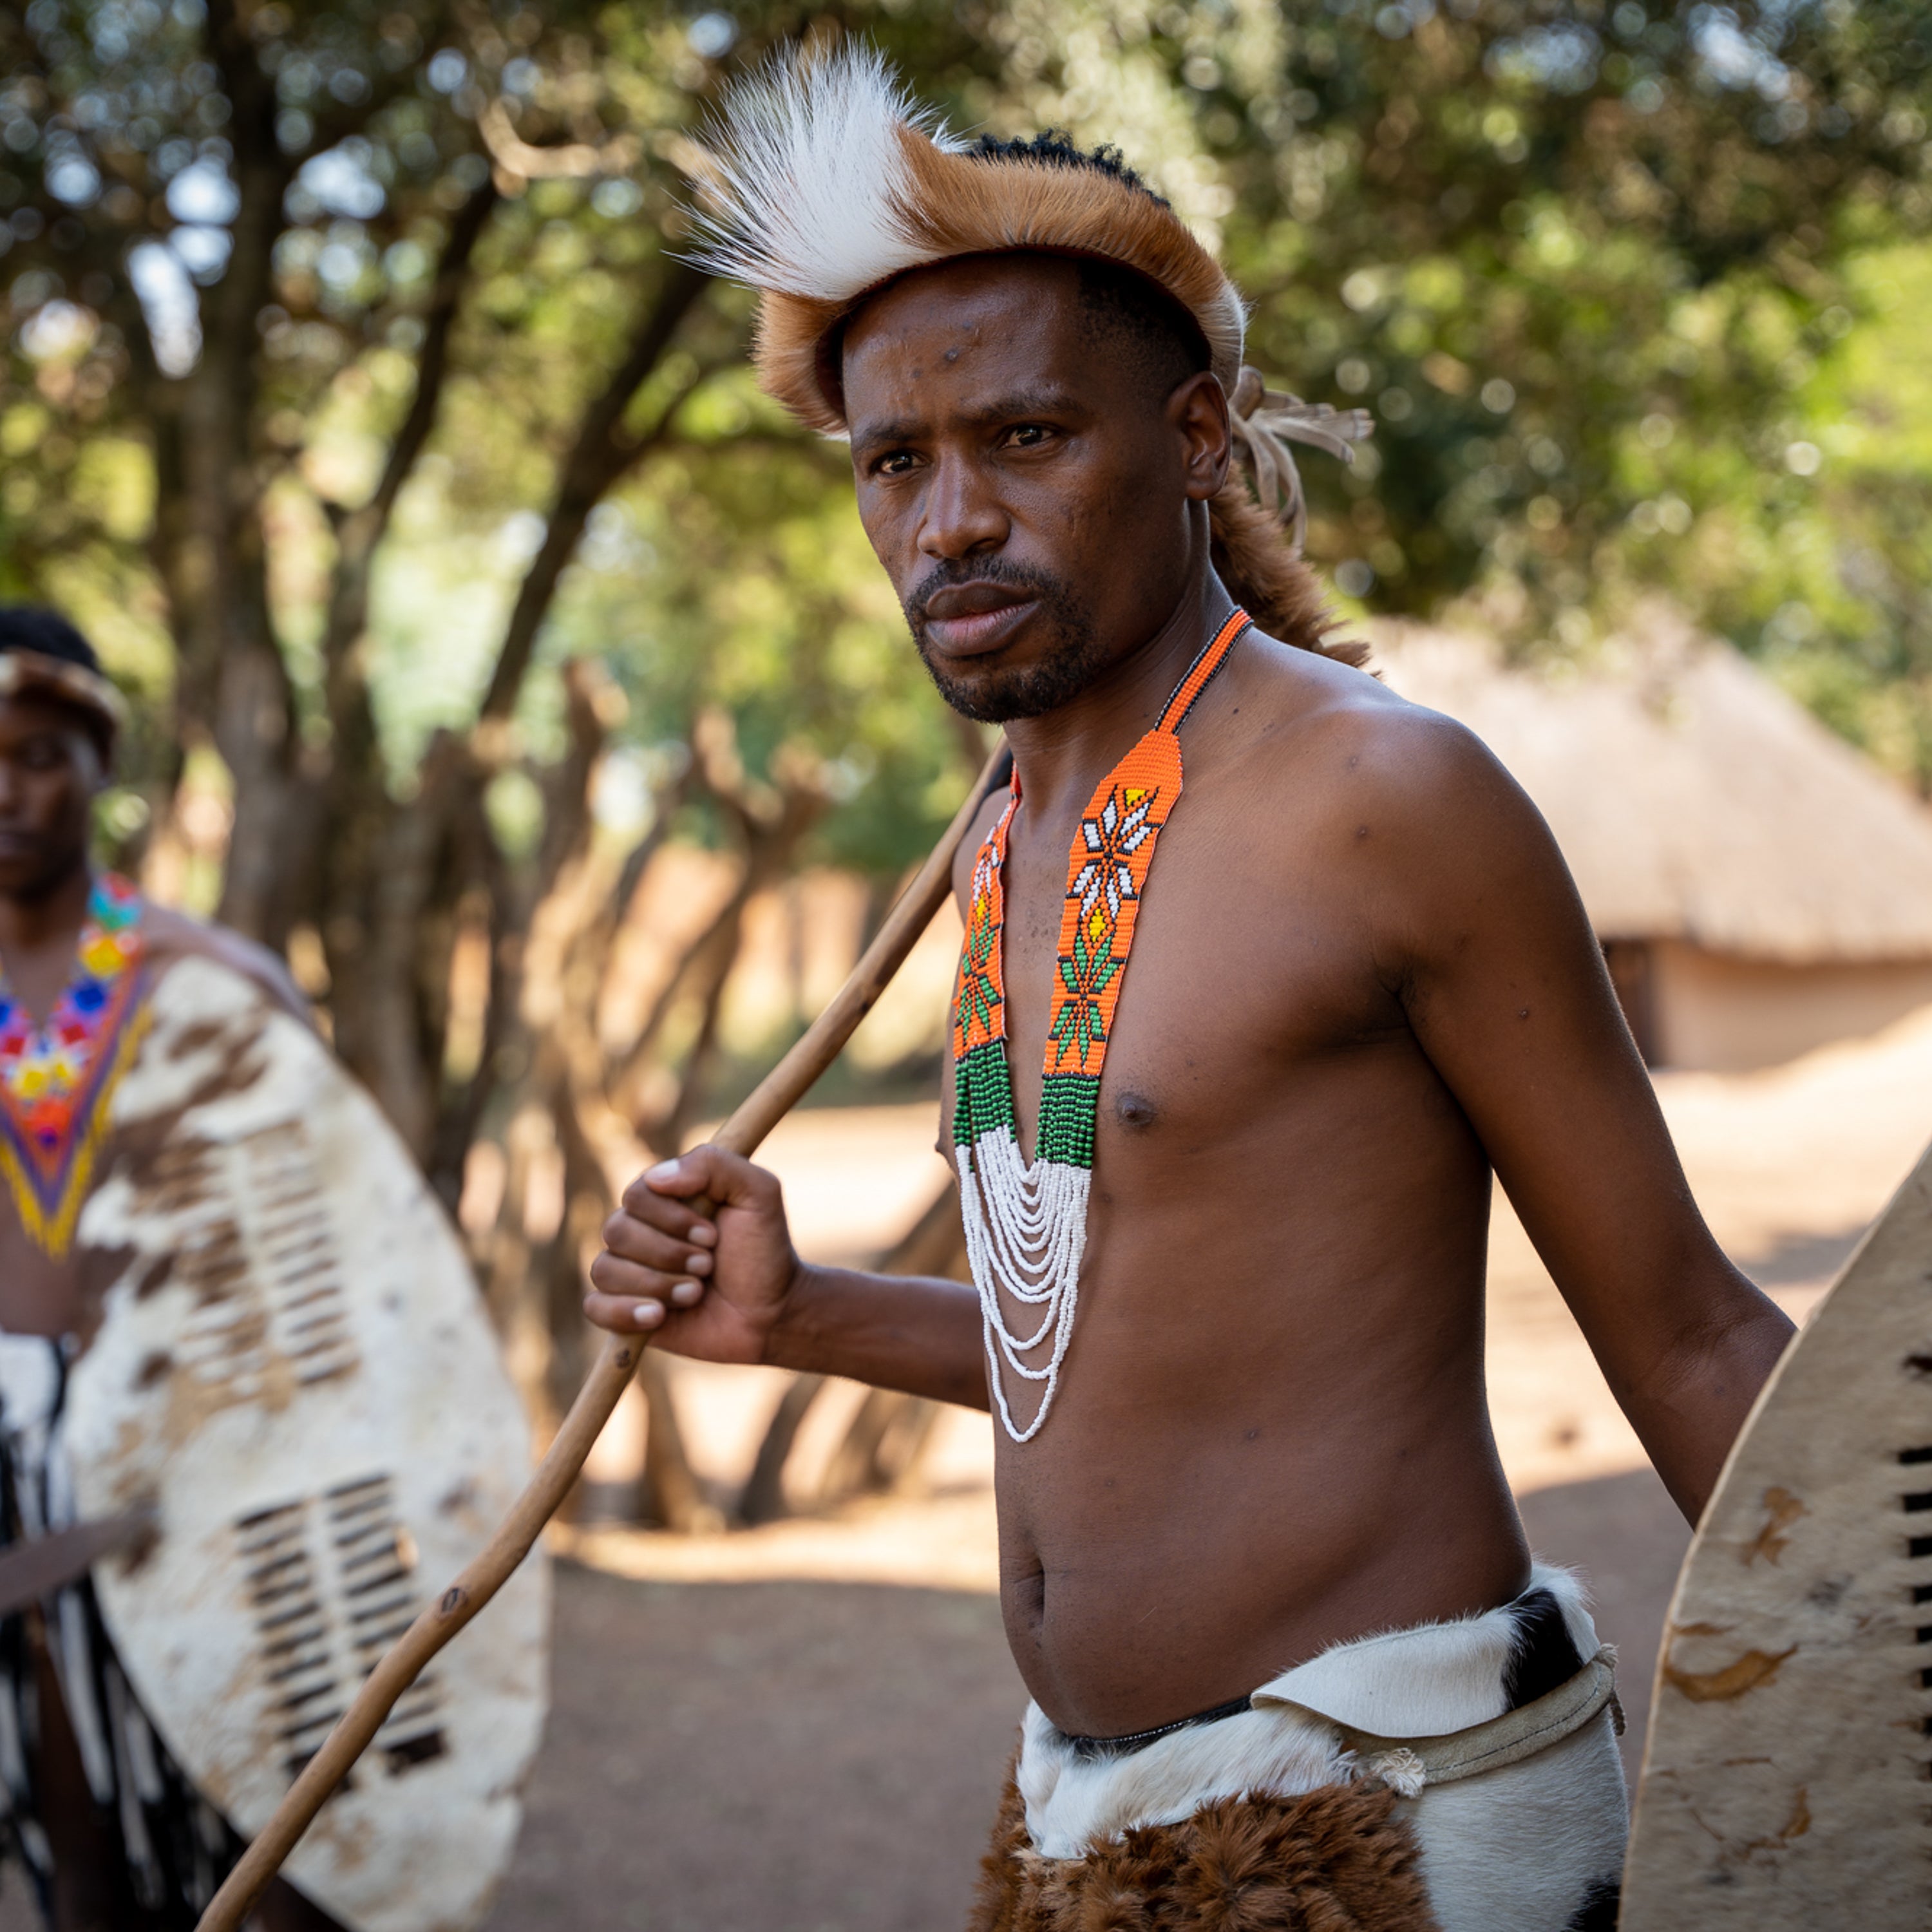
818, 1388, 943, 1504
735, 1179, 969, 1523
736, 1373, 827, 1526
197, 0, 307, 947
636, 1354, 717, 1533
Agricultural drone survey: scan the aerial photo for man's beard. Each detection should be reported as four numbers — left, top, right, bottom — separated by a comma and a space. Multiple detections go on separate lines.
905, 559, 1107, 724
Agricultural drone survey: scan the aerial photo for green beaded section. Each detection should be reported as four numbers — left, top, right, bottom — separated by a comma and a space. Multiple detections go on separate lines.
955, 1052, 1100, 1168
1037, 1074, 1100, 1168
953, 1041, 1018, 1148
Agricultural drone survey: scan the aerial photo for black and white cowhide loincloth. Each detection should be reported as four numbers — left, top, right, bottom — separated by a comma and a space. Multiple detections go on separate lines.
975, 1564, 1627, 1932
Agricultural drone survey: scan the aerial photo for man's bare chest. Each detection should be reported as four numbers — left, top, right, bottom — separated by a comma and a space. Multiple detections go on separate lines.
0, 1206, 85, 1337
987, 800, 1403, 1160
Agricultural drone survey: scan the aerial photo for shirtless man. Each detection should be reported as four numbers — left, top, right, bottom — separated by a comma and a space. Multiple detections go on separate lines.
0, 606, 335, 1930
587, 52, 1792, 1931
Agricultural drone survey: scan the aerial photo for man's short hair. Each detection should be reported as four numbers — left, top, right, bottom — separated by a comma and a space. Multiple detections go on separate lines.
1072, 254, 1211, 406
0, 605, 103, 674
970, 132, 1213, 408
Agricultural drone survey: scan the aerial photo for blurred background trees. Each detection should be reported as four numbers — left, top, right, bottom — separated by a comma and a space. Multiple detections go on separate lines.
1, 0, 1929, 1519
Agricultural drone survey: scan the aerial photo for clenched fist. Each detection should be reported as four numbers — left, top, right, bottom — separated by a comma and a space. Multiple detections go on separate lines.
585, 1145, 802, 1365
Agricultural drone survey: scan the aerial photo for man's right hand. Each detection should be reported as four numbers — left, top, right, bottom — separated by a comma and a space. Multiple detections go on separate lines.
584, 1147, 802, 1365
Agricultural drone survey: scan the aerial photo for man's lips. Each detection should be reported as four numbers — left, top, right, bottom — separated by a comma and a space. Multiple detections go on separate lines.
918, 585, 1040, 658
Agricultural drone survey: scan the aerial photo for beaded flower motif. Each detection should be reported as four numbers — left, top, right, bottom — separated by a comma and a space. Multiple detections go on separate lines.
957, 851, 1007, 1054
1051, 784, 1160, 1072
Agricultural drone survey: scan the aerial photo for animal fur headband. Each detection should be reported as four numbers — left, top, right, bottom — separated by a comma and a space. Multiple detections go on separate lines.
683, 43, 1370, 556
0, 646, 126, 737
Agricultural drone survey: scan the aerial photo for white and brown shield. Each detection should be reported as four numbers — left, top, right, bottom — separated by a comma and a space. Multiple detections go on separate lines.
64, 958, 549, 1932
1621, 1139, 1932, 1924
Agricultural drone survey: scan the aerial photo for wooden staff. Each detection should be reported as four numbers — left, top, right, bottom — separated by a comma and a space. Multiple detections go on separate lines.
195, 739, 1011, 1932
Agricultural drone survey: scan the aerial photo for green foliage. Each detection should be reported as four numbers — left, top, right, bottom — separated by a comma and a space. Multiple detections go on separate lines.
942, 0, 1932, 774
1628, 244, 1932, 789
539, 421, 975, 872
3, 0, 1932, 861
1159, 1, 1932, 619
0, 0, 1001, 884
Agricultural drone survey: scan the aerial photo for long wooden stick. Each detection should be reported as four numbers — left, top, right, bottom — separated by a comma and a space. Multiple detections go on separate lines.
195, 739, 1010, 1932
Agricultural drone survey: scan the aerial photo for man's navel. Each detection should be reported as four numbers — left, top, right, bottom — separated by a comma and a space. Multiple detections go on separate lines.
1009, 1563, 1047, 1635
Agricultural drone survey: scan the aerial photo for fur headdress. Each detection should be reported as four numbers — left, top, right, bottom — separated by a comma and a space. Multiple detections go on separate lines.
683, 43, 1370, 657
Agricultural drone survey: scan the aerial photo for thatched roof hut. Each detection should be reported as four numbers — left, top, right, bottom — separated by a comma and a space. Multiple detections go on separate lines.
1372, 613, 1932, 1070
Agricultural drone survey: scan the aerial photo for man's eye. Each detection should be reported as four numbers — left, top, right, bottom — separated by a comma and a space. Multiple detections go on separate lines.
875, 451, 916, 477
1009, 424, 1052, 448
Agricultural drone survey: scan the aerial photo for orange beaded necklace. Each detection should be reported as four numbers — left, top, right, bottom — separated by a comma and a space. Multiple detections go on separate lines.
952, 609, 1251, 1440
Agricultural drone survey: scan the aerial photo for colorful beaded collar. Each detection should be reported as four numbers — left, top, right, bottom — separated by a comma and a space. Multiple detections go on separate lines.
0, 872, 151, 1258
951, 609, 1250, 1441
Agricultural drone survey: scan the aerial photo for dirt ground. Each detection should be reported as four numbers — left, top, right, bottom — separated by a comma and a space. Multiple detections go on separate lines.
483, 1569, 1021, 1932
475, 1466, 1689, 1932
469, 1006, 1932, 1930
2, 1009, 1924, 1931
0, 1473, 1687, 1932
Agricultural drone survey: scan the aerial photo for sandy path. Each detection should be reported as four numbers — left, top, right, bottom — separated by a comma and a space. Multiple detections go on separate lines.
485, 1570, 1021, 1932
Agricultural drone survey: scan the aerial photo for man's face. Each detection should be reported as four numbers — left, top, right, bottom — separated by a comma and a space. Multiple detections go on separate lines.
0, 692, 104, 899
842, 256, 1226, 723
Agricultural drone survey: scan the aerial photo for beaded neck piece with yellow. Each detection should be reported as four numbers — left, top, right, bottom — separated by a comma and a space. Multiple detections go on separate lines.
0, 873, 151, 1256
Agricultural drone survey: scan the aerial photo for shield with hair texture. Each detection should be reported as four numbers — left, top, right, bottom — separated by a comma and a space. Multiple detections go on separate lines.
64, 957, 548, 1932
1620, 1136, 1932, 1924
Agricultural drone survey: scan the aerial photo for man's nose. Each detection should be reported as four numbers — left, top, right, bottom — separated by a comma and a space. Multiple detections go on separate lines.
917, 453, 1007, 561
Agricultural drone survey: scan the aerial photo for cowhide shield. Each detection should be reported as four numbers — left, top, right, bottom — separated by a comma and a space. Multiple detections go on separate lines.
64, 957, 549, 1932
1620, 1135, 1932, 1925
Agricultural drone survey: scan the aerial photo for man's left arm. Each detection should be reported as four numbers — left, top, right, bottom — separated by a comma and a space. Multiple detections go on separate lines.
1365, 709, 1793, 1526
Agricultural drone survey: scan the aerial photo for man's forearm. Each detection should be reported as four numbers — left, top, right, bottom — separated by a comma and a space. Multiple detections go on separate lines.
1630, 1291, 1795, 1526
766, 1264, 989, 1410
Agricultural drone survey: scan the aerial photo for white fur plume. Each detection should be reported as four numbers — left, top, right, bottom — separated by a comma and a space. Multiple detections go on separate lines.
683, 43, 971, 302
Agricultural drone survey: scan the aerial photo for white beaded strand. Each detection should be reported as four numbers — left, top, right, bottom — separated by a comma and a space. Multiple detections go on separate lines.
956, 1127, 1090, 1443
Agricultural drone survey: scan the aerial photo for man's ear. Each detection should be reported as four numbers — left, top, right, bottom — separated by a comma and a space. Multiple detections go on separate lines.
1171, 371, 1233, 504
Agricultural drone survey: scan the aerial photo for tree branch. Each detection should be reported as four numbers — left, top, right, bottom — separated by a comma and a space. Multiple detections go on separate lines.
320, 172, 500, 747
477, 256, 712, 724
371, 176, 500, 535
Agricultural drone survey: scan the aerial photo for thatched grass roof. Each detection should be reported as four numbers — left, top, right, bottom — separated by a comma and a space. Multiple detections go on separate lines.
1370, 612, 1932, 965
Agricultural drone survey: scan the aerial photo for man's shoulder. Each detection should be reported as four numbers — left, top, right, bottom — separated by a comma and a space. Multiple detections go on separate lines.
1227, 631, 1515, 838
140, 904, 314, 1025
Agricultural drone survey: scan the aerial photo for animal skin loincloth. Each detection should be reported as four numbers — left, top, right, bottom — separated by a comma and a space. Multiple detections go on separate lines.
972, 1772, 1441, 1931
971, 1564, 1627, 1932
